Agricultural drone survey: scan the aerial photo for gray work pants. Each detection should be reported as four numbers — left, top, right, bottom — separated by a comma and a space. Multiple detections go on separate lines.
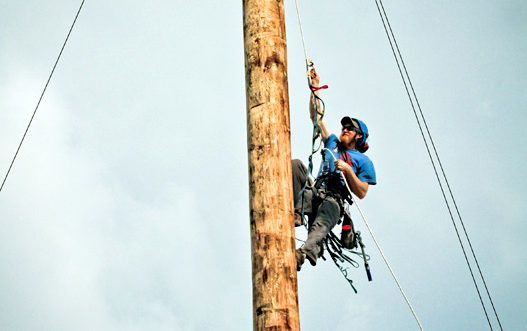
292, 159, 341, 264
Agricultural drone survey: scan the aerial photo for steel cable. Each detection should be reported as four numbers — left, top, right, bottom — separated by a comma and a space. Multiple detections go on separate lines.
376, 1, 503, 329
0, 0, 86, 193
374, 0, 501, 329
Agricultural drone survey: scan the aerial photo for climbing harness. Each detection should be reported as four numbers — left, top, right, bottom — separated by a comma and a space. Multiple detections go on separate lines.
317, 148, 372, 293
340, 201, 357, 250
296, 128, 373, 294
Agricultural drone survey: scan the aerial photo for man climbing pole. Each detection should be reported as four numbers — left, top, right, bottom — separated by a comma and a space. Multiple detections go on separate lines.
294, 67, 377, 271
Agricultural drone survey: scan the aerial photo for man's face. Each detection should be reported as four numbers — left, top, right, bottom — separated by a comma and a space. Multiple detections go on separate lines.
340, 126, 360, 148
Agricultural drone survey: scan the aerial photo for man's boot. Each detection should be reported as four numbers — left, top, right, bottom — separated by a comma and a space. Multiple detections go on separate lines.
295, 249, 306, 271
294, 213, 305, 227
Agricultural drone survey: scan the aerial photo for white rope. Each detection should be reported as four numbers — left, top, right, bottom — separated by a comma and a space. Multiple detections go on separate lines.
349, 191, 423, 330
323, 148, 424, 330
293, 0, 310, 68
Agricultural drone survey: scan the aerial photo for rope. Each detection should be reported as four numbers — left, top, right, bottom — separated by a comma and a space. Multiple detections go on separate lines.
351, 191, 423, 330
292, 0, 328, 228
293, 0, 309, 67
374, 1, 501, 329
0, 0, 86, 193
323, 148, 424, 330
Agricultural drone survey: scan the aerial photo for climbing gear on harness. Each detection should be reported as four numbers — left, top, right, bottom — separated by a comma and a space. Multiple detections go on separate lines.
313, 148, 371, 289
335, 151, 360, 249
341, 207, 358, 249
294, 62, 327, 231
324, 230, 368, 294
357, 231, 372, 281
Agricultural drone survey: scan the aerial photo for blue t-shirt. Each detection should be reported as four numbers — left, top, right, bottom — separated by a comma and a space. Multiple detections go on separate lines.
317, 134, 377, 189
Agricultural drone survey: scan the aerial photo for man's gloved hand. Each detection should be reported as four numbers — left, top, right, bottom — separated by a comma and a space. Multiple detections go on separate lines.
310, 67, 320, 87
334, 159, 352, 174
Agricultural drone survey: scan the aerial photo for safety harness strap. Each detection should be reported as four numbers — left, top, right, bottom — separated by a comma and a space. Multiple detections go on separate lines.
340, 150, 352, 177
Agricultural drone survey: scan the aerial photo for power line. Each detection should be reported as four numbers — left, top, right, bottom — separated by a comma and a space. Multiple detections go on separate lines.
0, 0, 86, 193
376, 2, 504, 329
374, 0, 502, 329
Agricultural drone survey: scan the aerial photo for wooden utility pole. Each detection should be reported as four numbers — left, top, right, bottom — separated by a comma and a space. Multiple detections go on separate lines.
243, 0, 300, 330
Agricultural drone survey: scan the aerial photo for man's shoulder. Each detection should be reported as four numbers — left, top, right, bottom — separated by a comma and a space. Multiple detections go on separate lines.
348, 150, 373, 164
327, 133, 339, 143
324, 133, 339, 148
349, 150, 376, 184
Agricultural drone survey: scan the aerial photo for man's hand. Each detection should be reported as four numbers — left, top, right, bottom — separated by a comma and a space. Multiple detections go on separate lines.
310, 68, 320, 87
308, 65, 331, 141
335, 159, 369, 199
334, 159, 353, 174
309, 68, 322, 122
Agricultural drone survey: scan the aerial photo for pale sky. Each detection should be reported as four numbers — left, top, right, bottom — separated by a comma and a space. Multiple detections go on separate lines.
1, 1, 525, 330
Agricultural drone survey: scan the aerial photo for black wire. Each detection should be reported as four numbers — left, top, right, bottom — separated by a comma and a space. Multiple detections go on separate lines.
0, 0, 86, 193
377, 1, 503, 329
373, 0, 496, 329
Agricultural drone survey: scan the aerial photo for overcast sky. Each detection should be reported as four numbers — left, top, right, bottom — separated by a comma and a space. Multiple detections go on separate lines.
1, 1, 525, 330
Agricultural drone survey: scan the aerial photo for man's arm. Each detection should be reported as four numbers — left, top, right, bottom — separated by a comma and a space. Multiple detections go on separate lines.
334, 159, 369, 199
309, 69, 331, 142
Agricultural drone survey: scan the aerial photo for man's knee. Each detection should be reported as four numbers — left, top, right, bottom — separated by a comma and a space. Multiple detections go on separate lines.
292, 159, 305, 172
315, 198, 340, 229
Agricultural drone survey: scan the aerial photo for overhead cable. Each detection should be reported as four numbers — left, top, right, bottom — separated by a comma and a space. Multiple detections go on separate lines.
0, 0, 86, 193
373, 0, 502, 329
